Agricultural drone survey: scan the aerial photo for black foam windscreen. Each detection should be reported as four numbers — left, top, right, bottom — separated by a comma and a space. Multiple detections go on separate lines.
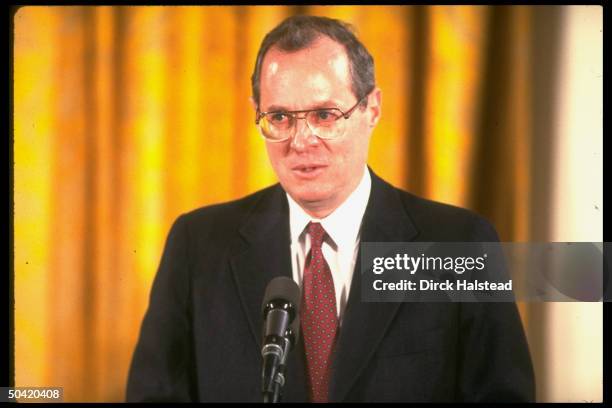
262, 276, 301, 316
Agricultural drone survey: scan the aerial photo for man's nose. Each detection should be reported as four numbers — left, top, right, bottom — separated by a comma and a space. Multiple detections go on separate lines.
290, 118, 319, 152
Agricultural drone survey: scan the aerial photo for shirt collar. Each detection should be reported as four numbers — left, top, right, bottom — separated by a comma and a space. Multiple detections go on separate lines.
287, 166, 371, 249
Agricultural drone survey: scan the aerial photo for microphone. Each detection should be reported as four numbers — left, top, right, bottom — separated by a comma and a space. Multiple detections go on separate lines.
261, 276, 301, 403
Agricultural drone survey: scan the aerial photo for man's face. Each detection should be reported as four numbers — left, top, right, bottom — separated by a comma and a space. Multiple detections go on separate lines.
257, 36, 381, 218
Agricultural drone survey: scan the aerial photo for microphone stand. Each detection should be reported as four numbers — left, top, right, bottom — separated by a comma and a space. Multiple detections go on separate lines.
263, 336, 290, 403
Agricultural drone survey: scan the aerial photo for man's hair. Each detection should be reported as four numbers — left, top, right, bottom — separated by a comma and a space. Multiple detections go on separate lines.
251, 15, 375, 108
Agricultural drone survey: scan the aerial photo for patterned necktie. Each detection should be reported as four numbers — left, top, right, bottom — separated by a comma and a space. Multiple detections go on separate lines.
301, 222, 339, 403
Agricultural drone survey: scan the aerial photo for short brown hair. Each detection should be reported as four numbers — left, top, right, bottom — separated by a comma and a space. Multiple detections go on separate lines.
251, 15, 375, 107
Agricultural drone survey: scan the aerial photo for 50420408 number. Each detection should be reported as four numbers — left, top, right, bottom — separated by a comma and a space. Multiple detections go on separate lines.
3, 387, 63, 402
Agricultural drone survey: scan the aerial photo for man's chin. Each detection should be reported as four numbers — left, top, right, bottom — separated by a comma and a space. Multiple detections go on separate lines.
293, 192, 330, 204
286, 188, 334, 209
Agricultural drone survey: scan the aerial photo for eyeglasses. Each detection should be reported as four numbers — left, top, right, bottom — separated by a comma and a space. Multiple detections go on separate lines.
255, 95, 367, 142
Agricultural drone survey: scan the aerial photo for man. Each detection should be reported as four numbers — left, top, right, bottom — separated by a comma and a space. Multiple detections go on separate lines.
126, 15, 535, 402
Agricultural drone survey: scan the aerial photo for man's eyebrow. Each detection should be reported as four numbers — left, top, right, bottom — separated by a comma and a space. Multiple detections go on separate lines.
263, 101, 342, 113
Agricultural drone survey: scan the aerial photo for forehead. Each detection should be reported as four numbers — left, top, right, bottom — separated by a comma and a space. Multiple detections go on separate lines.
259, 36, 353, 108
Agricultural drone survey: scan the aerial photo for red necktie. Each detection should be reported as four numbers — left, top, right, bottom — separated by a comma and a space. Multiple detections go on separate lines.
301, 222, 339, 403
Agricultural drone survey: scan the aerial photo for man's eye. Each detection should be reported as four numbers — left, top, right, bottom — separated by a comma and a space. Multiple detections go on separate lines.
269, 113, 288, 123
316, 110, 338, 121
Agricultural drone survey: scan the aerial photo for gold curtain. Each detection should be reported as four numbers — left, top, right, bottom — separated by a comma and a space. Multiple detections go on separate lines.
14, 5, 560, 401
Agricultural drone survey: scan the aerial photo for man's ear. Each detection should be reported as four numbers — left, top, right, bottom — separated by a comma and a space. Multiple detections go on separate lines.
249, 96, 258, 112
367, 87, 382, 128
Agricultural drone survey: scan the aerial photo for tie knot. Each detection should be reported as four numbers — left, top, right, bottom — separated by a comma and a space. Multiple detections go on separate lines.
306, 222, 326, 249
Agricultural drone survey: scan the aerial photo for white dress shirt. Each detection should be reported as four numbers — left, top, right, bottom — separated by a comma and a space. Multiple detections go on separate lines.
287, 166, 371, 325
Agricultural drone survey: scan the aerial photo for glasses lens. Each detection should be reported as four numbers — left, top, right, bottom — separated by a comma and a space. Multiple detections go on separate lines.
259, 112, 293, 141
306, 109, 344, 139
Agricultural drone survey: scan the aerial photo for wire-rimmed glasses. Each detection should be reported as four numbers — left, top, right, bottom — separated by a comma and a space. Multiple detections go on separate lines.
255, 95, 367, 142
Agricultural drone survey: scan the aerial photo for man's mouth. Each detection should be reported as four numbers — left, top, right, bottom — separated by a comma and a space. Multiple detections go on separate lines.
292, 164, 327, 178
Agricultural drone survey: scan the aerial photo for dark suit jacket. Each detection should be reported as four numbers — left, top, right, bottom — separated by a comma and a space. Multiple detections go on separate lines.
126, 169, 535, 402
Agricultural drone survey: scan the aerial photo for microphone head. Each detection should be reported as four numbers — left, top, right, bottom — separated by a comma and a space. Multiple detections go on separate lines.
262, 276, 301, 317
262, 277, 301, 343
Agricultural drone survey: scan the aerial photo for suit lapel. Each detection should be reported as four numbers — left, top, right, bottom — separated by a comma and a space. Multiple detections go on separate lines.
228, 185, 308, 401
329, 170, 419, 402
